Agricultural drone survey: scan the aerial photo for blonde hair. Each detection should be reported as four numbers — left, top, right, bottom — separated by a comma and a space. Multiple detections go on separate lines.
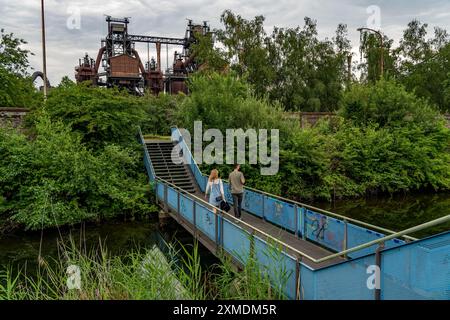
209, 169, 219, 182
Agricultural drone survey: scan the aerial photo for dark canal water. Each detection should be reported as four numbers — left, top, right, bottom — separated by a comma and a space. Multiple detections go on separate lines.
1, 193, 449, 271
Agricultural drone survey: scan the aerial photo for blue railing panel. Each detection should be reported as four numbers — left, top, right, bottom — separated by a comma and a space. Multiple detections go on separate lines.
156, 182, 164, 201
222, 181, 234, 205
380, 231, 450, 300
143, 151, 154, 182
304, 209, 345, 253
346, 224, 406, 258
222, 219, 251, 264
297, 206, 304, 237
179, 194, 194, 224
195, 203, 216, 240
263, 197, 296, 232
167, 187, 178, 211
253, 236, 297, 299
314, 254, 376, 300
242, 190, 264, 218
299, 265, 316, 300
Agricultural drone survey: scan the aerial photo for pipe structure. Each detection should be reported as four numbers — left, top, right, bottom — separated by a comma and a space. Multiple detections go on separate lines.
357, 27, 384, 78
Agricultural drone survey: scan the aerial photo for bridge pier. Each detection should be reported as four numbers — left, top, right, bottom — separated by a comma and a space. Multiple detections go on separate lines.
158, 209, 172, 228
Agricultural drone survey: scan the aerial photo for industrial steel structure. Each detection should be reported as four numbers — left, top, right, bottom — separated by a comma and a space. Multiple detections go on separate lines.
75, 16, 210, 95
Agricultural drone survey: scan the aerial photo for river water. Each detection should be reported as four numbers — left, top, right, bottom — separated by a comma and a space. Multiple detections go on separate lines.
1, 193, 449, 273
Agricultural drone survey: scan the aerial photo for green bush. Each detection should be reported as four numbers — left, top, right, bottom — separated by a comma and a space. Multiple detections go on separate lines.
177, 74, 450, 201
0, 115, 155, 230
28, 82, 146, 149
0, 67, 42, 108
340, 80, 442, 129
334, 123, 450, 194
178, 73, 290, 135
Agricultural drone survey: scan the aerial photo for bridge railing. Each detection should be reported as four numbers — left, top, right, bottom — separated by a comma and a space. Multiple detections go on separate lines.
138, 127, 156, 182
153, 174, 450, 300
142, 127, 450, 299
169, 126, 415, 259
171, 127, 208, 192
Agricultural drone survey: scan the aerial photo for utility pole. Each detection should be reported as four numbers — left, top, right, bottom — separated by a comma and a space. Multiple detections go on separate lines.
40, 0, 48, 99
357, 27, 384, 79
347, 54, 352, 86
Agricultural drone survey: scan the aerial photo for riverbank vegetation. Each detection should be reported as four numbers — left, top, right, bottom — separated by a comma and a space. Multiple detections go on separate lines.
0, 239, 286, 300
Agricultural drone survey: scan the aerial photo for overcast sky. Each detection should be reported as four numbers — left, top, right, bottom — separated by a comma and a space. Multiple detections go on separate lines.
1, 0, 449, 86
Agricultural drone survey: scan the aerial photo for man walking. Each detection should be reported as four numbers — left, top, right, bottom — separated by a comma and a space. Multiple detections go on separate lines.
229, 164, 245, 219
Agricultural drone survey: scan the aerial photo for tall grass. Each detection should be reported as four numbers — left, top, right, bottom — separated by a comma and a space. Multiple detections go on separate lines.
210, 239, 291, 300
0, 237, 290, 300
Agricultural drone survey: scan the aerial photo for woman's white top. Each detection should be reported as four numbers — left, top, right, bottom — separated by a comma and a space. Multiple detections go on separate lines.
205, 179, 224, 195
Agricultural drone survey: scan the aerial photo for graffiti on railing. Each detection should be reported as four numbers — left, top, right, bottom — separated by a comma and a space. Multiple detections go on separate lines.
308, 214, 328, 241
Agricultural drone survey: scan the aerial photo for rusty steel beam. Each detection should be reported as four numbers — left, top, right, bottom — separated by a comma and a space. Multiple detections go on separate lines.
128, 34, 186, 46
94, 46, 106, 74
156, 42, 161, 72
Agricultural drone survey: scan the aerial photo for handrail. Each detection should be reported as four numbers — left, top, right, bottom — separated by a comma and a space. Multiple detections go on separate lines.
170, 126, 205, 184
154, 176, 319, 262
239, 184, 418, 241
138, 126, 156, 180
315, 214, 450, 263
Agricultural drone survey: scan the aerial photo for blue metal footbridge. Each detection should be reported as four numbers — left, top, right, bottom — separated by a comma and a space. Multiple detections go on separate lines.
139, 127, 450, 300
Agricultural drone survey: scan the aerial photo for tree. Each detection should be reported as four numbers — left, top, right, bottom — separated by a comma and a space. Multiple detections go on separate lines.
334, 23, 352, 85
191, 33, 228, 73
0, 28, 32, 75
216, 10, 275, 98
0, 116, 154, 230
397, 20, 432, 70
395, 21, 450, 111
0, 29, 41, 108
432, 26, 449, 51
268, 18, 347, 111
339, 79, 442, 129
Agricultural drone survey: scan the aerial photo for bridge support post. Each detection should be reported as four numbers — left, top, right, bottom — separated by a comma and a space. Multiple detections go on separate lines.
302, 208, 306, 240
262, 195, 266, 221
249, 230, 256, 261
375, 241, 385, 300
177, 190, 180, 222
193, 202, 197, 237
295, 255, 302, 300
163, 184, 168, 213
294, 204, 299, 238
215, 212, 219, 254
343, 220, 348, 259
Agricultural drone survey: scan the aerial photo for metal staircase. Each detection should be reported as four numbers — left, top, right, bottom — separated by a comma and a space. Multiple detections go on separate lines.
146, 141, 197, 193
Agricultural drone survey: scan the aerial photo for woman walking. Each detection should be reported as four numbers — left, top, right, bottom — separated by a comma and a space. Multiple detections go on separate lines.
205, 169, 226, 212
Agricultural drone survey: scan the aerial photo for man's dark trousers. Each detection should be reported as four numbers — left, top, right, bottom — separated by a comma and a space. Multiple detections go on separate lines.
232, 193, 243, 218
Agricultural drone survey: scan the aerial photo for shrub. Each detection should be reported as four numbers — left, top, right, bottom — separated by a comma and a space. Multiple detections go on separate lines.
0, 115, 155, 230
340, 79, 443, 129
